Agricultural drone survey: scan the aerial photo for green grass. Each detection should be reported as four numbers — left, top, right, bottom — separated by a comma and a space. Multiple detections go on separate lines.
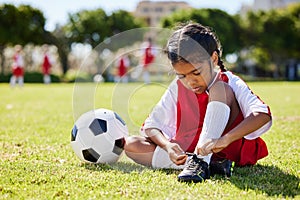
0, 82, 299, 199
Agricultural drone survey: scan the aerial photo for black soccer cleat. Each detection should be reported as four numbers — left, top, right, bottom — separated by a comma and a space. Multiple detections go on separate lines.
209, 159, 234, 177
177, 154, 210, 183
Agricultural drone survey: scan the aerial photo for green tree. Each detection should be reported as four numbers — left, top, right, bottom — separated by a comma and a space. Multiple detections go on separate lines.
108, 10, 145, 34
62, 8, 145, 76
105, 10, 145, 51
241, 4, 300, 77
64, 9, 144, 49
0, 4, 47, 74
46, 27, 70, 75
64, 8, 110, 48
161, 8, 243, 55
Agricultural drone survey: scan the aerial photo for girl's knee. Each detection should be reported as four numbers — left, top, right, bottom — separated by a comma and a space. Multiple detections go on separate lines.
124, 135, 156, 154
124, 136, 155, 167
124, 136, 143, 152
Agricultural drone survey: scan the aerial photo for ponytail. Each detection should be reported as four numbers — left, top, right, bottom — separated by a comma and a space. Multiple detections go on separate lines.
218, 57, 226, 72
215, 49, 226, 72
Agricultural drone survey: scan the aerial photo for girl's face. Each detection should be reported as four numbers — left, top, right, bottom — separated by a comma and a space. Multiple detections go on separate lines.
173, 57, 217, 94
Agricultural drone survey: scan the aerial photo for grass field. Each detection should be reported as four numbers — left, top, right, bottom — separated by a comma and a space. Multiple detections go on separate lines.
0, 81, 299, 199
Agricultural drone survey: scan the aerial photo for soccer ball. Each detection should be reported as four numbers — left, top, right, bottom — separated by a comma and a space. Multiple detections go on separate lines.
71, 108, 128, 164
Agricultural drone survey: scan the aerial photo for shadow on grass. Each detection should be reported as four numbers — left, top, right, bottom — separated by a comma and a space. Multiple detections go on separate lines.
215, 164, 300, 198
82, 162, 299, 198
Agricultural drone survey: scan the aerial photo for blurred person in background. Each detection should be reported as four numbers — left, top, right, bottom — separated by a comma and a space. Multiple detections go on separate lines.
10, 45, 25, 87
140, 37, 155, 84
42, 45, 52, 84
114, 54, 130, 83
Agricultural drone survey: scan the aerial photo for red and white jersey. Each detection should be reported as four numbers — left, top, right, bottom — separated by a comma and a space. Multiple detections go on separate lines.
141, 71, 272, 141
12, 53, 24, 69
140, 41, 155, 67
42, 53, 52, 75
116, 56, 130, 76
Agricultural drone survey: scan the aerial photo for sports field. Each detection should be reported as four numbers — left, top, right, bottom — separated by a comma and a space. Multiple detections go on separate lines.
0, 81, 299, 199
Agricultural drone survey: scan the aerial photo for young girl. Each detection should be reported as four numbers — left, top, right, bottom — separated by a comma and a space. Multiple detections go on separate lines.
124, 23, 272, 183
42, 45, 52, 84
10, 45, 25, 87
141, 37, 155, 84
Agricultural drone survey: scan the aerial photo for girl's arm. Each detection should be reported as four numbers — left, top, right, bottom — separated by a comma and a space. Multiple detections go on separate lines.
199, 80, 271, 155
211, 112, 271, 153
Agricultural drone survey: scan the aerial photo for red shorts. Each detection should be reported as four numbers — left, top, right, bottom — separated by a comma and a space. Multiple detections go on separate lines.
212, 137, 268, 166
12, 67, 24, 77
214, 111, 269, 166
42, 67, 50, 75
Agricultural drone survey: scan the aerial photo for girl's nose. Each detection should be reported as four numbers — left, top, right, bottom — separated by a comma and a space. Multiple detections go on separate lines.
184, 76, 198, 87
185, 74, 197, 82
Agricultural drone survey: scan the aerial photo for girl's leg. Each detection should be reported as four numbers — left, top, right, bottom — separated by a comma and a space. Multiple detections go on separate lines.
44, 74, 51, 84
10, 75, 16, 87
142, 70, 150, 84
124, 136, 156, 167
18, 76, 24, 87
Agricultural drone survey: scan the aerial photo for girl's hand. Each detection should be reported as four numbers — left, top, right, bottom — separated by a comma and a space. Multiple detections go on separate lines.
196, 137, 230, 156
164, 142, 187, 165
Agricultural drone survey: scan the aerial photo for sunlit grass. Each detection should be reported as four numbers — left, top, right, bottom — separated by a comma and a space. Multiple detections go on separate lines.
0, 82, 299, 199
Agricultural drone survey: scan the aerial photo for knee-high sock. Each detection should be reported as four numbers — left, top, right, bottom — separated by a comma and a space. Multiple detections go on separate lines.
197, 101, 230, 164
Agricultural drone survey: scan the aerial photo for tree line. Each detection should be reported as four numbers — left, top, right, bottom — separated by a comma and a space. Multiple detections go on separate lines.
0, 3, 299, 79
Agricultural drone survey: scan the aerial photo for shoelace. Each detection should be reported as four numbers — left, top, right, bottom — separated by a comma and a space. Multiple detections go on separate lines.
186, 155, 201, 170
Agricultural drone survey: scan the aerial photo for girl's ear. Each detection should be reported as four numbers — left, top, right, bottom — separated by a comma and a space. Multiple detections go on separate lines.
211, 51, 219, 66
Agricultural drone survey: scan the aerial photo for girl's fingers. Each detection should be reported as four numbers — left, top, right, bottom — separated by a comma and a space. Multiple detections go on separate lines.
175, 154, 187, 165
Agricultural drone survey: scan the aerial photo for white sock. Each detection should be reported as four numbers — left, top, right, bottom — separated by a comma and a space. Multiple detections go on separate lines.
197, 101, 230, 164
152, 146, 185, 169
44, 75, 51, 84
10, 76, 16, 87
18, 77, 24, 86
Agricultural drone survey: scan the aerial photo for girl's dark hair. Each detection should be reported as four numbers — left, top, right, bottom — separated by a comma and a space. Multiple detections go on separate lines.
165, 22, 226, 72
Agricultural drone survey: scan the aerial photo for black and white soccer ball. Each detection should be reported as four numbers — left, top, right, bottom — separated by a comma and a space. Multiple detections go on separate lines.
71, 108, 128, 164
